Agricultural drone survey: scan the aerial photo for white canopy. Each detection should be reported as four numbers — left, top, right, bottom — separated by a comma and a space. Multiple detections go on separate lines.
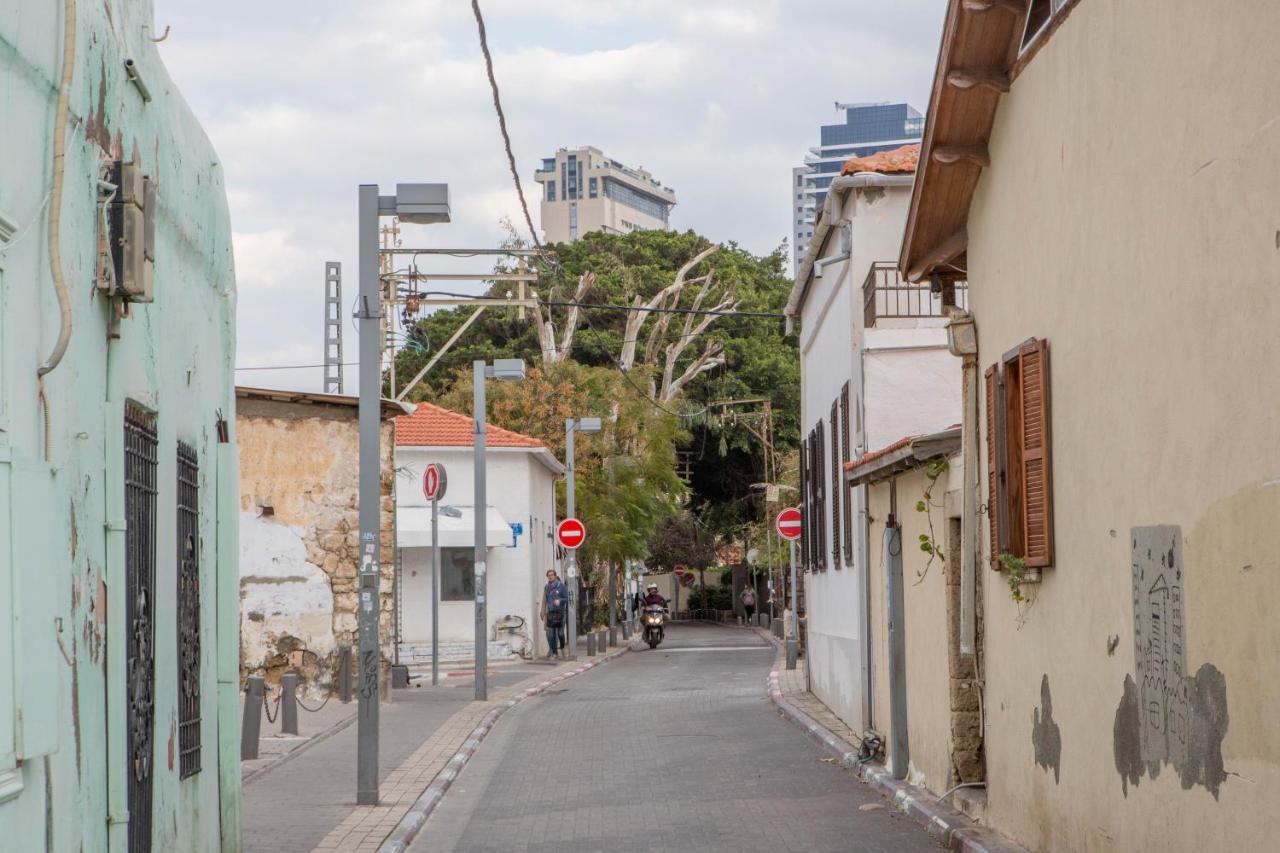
396, 504, 513, 548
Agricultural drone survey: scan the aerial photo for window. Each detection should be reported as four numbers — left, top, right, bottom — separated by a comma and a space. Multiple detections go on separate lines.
840, 383, 853, 565
601, 178, 671, 222
806, 422, 828, 571
799, 437, 809, 569
569, 204, 578, 240
546, 181, 556, 202
830, 401, 842, 567
176, 442, 201, 779
588, 177, 598, 198
1021, 0, 1073, 52
985, 339, 1054, 569
441, 548, 476, 600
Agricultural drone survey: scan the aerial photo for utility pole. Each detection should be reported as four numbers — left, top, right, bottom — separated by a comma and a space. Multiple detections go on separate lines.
473, 360, 489, 701
565, 423, 578, 660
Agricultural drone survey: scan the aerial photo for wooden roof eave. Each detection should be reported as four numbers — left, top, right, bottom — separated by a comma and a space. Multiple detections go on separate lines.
899, 0, 1028, 282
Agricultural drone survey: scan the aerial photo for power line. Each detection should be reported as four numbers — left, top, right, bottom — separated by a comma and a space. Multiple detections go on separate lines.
471, 0, 541, 255
541, 299, 785, 320
236, 362, 355, 371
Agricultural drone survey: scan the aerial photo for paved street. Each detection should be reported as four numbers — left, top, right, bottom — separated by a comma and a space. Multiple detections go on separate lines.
410, 623, 941, 853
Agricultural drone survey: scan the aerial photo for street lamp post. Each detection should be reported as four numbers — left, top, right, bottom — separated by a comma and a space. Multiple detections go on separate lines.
564, 416, 601, 660
357, 182, 449, 806
473, 358, 526, 701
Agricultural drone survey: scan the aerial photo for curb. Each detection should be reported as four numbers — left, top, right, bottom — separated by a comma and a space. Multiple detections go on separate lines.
378, 643, 631, 853
241, 707, 358, 788
765, 664, 1029, 853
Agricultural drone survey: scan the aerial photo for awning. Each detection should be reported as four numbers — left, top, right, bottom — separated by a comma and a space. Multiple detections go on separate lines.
396, 504, 513, 548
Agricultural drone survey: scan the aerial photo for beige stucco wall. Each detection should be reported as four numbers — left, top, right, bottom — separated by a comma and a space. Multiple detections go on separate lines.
237, 399, 396, 689
963, 2, 1280, 849
865, 461, 963, 796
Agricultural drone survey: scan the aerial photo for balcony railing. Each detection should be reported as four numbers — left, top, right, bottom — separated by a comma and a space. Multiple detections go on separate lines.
862, 262, 967, 328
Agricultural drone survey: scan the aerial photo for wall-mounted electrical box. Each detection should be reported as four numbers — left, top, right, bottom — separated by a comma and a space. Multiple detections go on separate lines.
108, 160, 155, 302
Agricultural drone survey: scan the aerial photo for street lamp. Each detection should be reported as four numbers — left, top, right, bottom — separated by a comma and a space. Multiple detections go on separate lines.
564, 416, 601, 660
473, 358, 526, 701
357, 183, 449, 806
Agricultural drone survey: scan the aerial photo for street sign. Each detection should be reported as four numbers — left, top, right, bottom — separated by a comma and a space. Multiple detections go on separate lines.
776, 507, 802, 541
423, 463, 447, 502
556, 517, 586, 550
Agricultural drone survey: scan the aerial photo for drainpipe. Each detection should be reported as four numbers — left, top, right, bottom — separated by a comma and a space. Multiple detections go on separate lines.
103, 323, 127, 853
885, 479, 909, 779
215, 414, 242, 850
946, 313, 980, 655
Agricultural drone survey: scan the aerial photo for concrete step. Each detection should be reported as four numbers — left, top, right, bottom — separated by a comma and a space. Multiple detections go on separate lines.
397, 641, 517, 663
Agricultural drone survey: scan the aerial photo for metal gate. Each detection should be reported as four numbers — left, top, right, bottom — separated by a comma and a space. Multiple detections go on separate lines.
125, 404, 158, 853
176, 442, 201, 778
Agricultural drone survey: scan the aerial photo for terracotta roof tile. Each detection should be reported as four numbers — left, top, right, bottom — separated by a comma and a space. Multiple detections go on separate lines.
843, 435, 914, 473
840, 143, 921, 176
394, 401, 545, 448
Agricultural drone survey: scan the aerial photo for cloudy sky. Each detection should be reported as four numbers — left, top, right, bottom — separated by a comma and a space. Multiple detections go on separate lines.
156, 0, 945, 392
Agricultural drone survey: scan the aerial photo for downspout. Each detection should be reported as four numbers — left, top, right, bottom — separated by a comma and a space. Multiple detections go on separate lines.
103, 324, 127, 853
946, 313, 980, 655
215, 407, 241, 852
885, 479, 909, 779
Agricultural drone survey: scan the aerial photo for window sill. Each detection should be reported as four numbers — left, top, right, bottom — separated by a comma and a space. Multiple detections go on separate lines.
0, 766, 23, 804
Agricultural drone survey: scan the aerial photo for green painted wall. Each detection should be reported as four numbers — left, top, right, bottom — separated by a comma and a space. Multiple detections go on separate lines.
0, 0, 240, 850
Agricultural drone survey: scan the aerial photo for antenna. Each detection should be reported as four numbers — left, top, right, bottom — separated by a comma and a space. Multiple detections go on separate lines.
323, 262, 343, 393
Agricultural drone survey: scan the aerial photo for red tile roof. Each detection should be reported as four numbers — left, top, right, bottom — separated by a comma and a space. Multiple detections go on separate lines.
841, 143, 921, 176
843, 435, 914, 473
394, 401, 545, 448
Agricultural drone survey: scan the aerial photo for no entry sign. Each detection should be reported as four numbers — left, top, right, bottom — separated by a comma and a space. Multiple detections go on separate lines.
423, 463, 447, 502
776, 507, 803, 541
556, 517, 587, 550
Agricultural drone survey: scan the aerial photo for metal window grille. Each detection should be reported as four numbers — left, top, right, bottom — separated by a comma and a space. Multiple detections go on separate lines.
176, 441, 201, 779
125, 403, 158, 853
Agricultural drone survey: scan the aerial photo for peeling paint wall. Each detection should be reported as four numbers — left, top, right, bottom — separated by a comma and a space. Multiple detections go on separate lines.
963, 1, 1280, 849
236, 398, 395, 691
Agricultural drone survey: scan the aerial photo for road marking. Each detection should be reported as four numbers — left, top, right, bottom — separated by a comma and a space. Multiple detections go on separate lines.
656, 645, 771, 653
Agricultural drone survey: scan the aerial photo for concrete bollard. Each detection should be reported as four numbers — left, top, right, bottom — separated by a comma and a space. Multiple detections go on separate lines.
280, 672, 299, 735
586, 632, 597, 656
337, 646, 353, 703
241, 676, 265, 760
762, 613, 771, 630
608, 626, 617, 647
599, 630, 607, 650
622, 621, 631, 640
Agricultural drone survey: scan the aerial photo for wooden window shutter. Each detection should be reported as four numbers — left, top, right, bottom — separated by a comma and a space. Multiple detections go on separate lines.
799, 436, 809, 570
840, 382, 853, 564
830, 400, 841, 568
1017, 339, 1053, 567
815, 420, 827, 570
984, 365, 1005, 568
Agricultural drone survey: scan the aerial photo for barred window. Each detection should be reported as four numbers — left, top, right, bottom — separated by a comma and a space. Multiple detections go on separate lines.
176, 442, 201, 778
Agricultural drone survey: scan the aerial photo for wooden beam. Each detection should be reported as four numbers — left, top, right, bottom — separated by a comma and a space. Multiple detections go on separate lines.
933, 144, 991, 168
946, 68, 1011, 93
961, 0, 1024, 12
907, 228, 968, 282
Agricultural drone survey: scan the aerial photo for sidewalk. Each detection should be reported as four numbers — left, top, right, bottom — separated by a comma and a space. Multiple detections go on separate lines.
754, 627, 1029, 853
240, 647, 629, 853
241, 689, 356, 785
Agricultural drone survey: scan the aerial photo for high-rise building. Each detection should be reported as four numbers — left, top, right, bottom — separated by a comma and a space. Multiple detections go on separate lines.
534, 146, 677, 243
793, 102, 924, 273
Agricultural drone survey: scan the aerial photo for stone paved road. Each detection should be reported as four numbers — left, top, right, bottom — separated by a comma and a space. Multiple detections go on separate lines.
411, 623, 941, 853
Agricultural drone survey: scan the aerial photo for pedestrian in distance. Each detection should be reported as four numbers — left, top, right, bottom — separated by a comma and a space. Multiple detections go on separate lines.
541, 569, 569, 659
740, 585, 757, 623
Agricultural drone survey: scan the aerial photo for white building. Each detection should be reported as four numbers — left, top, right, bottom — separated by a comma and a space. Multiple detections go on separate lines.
785, 143, 964, 739
394, 403, 564, 662
534, 146, 677, 243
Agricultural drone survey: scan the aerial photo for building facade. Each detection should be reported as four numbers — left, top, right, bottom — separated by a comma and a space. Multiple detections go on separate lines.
534, 147, 677, 243
899, 1, 1280, 850
0, 2, 241, 850
394, 403, 563, 662
787, 144, 964, 756
236, 388, 406, 693
793, 103, 924, 274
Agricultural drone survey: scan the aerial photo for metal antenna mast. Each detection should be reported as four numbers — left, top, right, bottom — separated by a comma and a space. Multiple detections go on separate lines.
324, 261, 343, 393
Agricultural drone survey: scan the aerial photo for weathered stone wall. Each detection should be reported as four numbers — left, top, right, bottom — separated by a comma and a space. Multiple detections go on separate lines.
237, 398, 395, 690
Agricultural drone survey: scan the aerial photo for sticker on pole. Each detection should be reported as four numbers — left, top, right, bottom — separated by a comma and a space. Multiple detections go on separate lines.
422, 463, 448, 502
776, 507, 803, 541
556, 518, 586, 550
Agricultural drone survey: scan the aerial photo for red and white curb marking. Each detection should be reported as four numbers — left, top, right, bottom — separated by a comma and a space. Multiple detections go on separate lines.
765, 658, 1028, 853
379, 648, 628, 853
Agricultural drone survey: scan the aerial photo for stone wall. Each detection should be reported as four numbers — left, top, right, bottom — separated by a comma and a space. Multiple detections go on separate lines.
237, 397, 395, 690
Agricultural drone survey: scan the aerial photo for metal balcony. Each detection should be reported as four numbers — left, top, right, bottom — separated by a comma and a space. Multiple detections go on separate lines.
862, 262, 968, 328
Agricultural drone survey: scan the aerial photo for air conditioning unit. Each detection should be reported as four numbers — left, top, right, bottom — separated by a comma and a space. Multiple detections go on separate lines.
108, 160, 155, 302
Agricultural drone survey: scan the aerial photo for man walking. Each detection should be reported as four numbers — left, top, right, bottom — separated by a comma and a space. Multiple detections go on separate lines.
541, 569, 569, 659
740, 584, 757, 624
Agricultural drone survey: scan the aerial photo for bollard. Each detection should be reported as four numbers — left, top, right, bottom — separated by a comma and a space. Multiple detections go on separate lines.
586, 632, 597, 656
609, 626, 617, 648
622, 621, 630, 640
762, 613, 771, 630
280, 672, 299, 735
737, 615, 744, 626
597, 630, 606, 651
241, 676, 265, 760
337, 646, 353, 703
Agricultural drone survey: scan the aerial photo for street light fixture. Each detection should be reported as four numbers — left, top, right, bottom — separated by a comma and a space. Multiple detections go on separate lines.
356, 183, 450, 806
564, 416, 601, 660
473, 358, 526, 701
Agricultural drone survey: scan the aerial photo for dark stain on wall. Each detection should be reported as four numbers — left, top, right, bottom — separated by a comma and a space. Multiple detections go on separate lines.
1113, 675, 1143, 796
1032, 674, 1062, 783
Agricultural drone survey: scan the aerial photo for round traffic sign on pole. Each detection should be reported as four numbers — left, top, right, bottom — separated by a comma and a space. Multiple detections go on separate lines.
423, 463, 448, 502
776, 507, 803, 541
556, 517, 587, 550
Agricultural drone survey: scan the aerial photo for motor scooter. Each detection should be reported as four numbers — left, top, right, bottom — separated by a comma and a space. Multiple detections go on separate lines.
642, 604, 666, 649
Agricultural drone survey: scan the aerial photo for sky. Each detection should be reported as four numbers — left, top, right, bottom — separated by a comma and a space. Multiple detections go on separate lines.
155, 0, 945, 393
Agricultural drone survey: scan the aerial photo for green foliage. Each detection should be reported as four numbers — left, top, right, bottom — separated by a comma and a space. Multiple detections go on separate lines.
913, 457, 950, 582
687, 584, 733, 611
998, 552, 1028, 602
647, 511, 717, 571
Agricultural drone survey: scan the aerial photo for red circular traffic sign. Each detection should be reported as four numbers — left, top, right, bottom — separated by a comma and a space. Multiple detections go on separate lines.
776, 507, 803, 541
556, 517, 587, 550
422, 463, 447, 502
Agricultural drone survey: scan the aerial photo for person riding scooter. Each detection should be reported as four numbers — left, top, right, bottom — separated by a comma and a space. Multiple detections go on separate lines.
641, 583, 668, 649
642, 583, 667, 608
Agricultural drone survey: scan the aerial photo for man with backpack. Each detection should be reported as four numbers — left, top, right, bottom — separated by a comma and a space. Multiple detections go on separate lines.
541, 569, 569, 659
740, 585, 757, 623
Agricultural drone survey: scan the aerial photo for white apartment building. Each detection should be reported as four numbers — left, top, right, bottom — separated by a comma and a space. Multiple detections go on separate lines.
785, 143, 964, 740
534, 146, 677, 243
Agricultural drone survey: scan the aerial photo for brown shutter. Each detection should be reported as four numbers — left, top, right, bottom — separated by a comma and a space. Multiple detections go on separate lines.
815, 421, 826, 571
840, 382, 853, 564
830, 400, 841, 569
1018, 339, 1053, 568
799, 436, 809, 570
984, 365, 1001, 569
